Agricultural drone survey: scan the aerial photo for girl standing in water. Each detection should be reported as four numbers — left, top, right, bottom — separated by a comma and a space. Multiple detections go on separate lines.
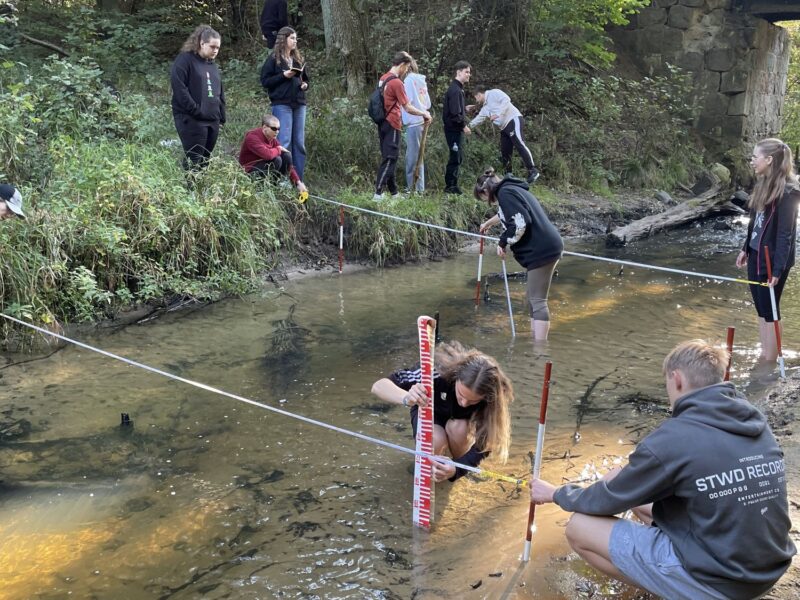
371, 341, 513, 482
736, 138, 799, 363
476, 168, 563, 340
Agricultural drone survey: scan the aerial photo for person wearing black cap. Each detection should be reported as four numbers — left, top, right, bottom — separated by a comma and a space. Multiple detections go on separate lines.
0, 184, 25, 220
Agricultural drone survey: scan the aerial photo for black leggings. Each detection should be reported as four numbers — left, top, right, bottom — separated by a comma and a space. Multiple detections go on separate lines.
748, 253, 790, 322
174, 116, 219, 171
249, 152, 294, 180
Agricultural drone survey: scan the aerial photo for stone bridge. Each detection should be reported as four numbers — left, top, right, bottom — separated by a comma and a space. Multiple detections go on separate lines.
612, 0, 795, 167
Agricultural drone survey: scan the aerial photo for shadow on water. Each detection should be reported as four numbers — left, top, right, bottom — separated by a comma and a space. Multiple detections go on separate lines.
0, 218, 796, 598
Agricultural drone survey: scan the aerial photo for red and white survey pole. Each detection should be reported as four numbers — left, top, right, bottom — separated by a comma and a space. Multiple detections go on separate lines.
338, 206, 345, 274
522, 360, 552, 562
413, 316, 437, 529
724, 326, 735, 381
763, 246, 786, 378
474, 236, 485, 307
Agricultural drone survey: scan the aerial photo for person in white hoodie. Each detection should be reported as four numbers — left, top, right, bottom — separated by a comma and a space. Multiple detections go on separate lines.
401, 60, 431, 193
467, 86, 539, 184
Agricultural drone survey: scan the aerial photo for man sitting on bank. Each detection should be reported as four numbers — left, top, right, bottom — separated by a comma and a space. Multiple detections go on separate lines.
531, 339, 795, 600
238, 114, 308, 194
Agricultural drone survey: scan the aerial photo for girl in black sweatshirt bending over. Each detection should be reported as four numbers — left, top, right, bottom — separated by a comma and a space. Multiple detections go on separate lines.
476, 169, 563, 340
170, 25, 226, 171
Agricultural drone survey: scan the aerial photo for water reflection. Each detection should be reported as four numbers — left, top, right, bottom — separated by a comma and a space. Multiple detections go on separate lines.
0, 219, 795, 598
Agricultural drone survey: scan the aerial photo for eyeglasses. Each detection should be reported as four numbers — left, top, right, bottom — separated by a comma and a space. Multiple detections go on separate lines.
267, 125, 280, 131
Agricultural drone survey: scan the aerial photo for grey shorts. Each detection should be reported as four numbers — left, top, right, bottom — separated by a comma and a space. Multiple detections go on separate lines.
609, 519, 728, 600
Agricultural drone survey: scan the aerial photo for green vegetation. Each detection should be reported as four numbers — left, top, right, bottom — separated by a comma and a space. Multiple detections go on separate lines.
0, 0, 704, 342
781, 22, 799, 150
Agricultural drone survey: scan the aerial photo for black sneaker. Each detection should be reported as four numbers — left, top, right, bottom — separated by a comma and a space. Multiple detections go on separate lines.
527, 168, 540, 184
445, 186, 463, 195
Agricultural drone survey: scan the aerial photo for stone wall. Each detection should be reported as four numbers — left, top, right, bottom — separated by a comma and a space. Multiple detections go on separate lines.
612, 0, 791, 162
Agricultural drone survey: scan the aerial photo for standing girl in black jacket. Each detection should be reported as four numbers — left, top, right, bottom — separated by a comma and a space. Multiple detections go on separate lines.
736, 138, 800, 363
476, 169, 563, 340
260, 27, 309, 180
170, 25, 226, 171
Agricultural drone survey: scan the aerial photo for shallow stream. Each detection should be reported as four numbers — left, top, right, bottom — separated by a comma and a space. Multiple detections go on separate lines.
0, 218, 796, 599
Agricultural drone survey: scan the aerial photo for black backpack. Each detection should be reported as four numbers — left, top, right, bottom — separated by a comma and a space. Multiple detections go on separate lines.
367, 74, 398, 124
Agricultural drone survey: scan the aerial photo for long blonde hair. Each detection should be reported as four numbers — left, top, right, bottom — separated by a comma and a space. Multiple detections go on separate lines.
749, 138, 799, 212
436, 341, 513, 462
273, 26, 304, 66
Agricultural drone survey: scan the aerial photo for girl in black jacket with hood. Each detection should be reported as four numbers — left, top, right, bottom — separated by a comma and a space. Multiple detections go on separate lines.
260, 27, 309, 180
476, 168, 563, 340
170, 25, 226, 171
736, 138, 800, 364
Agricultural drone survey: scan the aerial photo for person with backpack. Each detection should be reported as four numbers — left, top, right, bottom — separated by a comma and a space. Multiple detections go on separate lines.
370, 51, 431, 200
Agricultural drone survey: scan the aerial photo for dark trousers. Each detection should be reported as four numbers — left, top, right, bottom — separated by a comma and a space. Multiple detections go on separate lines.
376, 120, 400, 195
249, 152, 294, 181
174, 116, 219, 171
748, 253, 790, 322
500, 116, 535, 174
444, 129, 464, 190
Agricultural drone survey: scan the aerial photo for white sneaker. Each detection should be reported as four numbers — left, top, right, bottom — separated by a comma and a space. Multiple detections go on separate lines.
373, 193, 385, 201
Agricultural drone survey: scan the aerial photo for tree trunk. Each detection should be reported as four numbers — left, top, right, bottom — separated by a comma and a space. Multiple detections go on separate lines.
320, 0, 369, 96
606, 185, 743, 247
96, 0, 120, 11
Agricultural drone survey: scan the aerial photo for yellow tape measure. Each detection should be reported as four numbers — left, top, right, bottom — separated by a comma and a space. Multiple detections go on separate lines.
298, 190, 309, 204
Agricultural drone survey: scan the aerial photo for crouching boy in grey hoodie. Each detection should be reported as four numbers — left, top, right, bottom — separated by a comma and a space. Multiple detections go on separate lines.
531, 339, 795, 600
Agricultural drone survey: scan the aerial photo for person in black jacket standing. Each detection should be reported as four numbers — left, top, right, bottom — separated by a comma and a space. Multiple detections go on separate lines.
170, 25, 226, 172
736, 137, 800, 364
260, 0, 288, 49
260, 27, 309, 180
442, 61, 472, 194
476, 168, 563, 340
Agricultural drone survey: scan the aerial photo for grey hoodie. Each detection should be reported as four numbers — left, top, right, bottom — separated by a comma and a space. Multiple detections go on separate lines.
554, 383, 795, 600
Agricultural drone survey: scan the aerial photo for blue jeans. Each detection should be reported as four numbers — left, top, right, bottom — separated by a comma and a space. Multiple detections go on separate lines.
271, 104, 307, 180
405, 124, 425, 193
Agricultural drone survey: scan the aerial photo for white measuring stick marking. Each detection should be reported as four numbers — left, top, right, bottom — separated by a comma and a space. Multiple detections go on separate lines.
413, 316, 436, 529
501, 258, 516, 338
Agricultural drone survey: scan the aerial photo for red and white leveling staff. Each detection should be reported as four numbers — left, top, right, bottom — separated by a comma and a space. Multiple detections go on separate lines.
338, 206, 345, 274
724, 326, 735, 381
474, 236, 485, 307
413, 315, 437, 529
763, 246, 786, 378
522, 360, 552, 562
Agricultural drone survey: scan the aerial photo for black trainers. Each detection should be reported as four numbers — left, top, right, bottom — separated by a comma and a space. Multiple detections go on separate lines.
444, 186, 464, 195
527, 168, 540, 184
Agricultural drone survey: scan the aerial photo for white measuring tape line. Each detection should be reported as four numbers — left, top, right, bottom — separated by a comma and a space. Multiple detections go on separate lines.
0, 313, 524, 486
308, 193, 768, 287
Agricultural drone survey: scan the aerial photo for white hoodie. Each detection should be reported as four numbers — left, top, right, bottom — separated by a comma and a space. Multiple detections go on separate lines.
469, 89, 521, 129
401, 73, 431, 128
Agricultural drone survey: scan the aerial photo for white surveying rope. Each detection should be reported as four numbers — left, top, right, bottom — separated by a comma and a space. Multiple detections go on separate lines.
308, 193, 768, 287
0, 313, 523, 486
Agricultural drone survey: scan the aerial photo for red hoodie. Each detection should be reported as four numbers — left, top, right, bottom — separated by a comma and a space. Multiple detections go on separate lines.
238, 127, 299, 184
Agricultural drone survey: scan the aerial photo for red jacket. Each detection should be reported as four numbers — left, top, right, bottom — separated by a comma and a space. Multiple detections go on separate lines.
238, 127, 300, 184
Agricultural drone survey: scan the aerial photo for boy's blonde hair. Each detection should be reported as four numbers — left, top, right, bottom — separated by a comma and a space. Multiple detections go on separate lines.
662, 340, 728, 389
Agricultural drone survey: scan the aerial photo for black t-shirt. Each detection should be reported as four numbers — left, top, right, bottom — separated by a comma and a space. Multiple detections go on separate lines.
388, 367, 488, 480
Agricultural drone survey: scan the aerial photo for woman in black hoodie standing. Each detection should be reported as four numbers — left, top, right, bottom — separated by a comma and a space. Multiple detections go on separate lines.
476, 169, 563, 340
170, 25, 226, 171
260, 27, 309, 180
736, 137, 800, 364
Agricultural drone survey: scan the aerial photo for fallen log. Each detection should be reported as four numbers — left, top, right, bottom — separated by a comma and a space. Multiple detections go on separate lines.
606, 184, 744, 247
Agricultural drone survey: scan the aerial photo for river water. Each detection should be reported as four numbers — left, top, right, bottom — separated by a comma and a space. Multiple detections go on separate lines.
0, 218, 796, 599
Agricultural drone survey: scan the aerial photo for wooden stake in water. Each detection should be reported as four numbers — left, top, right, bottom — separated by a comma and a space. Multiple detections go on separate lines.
474, 236, 485, 307
501, 258, 516, 338
724, 326, 735, 381
338, 206, 345, 274
522, 360, 552, 562
763, 247, 786, 378
413, 316, 437, 529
